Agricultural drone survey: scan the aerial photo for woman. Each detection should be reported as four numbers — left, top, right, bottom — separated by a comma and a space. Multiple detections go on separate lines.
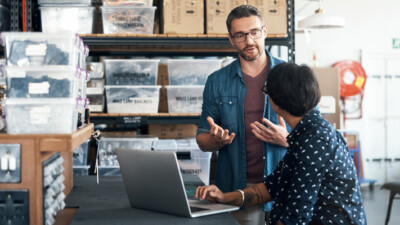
195, 63, 366, 225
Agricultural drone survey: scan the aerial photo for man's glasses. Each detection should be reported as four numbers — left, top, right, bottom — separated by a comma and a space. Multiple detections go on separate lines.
230, 26, 264, 43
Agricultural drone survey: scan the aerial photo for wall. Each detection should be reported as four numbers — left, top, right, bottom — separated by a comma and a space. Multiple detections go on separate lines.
295, 0, 400, 67
294, 0, 400, 184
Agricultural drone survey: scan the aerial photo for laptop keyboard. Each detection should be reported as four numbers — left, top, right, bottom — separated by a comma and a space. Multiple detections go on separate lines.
190, 206, 208, 213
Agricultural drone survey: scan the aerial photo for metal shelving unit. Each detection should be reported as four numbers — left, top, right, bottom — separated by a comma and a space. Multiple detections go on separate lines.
81, 34, 294, 58
5, 0, 294, 126
85, 0, 295, 126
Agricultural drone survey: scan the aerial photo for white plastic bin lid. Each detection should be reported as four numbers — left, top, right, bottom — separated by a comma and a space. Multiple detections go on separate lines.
5, 98, 76, 106
39, 6, 95, 10
4, 65, 80, 78
105, 85, 161, 89
165, 85, 205, 89
100, 135, 159, 142
103, 59, 160, 63
1, 32, 79, 45
154, 139, 177, 152
100, 6, 157, 10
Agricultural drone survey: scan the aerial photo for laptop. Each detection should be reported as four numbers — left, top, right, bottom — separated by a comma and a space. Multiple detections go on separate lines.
115, 148, 239, 218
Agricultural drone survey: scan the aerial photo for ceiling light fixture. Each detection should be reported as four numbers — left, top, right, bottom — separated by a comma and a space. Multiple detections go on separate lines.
298, 0, 346, 29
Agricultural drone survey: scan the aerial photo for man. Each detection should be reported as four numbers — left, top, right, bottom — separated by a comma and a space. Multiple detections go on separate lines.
196, 63, 367, 225
196, 5, 290, 225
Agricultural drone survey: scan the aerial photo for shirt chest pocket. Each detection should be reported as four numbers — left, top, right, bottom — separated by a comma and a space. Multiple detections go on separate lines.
215, 96, 238, 129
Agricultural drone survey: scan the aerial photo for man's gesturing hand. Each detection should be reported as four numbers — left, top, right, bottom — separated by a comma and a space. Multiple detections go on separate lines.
250, 116, 289, 147
207, 117, 235, 146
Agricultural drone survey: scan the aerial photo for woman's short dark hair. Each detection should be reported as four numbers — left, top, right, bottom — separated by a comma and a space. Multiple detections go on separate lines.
265, 63, 321, 117
226, 5, 264, 34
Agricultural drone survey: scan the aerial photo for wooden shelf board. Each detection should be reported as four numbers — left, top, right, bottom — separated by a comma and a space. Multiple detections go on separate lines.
0, 124, 94, 152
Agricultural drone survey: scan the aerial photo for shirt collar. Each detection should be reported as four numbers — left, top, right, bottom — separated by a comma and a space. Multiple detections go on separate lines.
235, 48, 274, 78
286, 109, 321, 144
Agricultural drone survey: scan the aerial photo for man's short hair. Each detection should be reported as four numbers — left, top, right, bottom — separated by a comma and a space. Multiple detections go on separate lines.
226, 5, 264, 34
265, 63, 321, 117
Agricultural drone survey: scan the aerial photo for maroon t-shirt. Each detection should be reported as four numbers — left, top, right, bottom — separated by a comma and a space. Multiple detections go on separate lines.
242, 65, 268, 183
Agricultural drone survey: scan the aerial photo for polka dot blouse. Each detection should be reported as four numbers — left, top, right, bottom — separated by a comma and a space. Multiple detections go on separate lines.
265, 110, 366, 225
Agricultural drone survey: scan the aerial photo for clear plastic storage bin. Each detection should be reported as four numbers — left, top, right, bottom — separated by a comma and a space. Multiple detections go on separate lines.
97, 136, 158, 167
176, 138, 212, 185
73, 165, 90, 176
105, 85, 160, 113
5, 98, 78, 134
167, 59, 221, 85
154, 139, 178, 152
103, 0, 153, 6
72, 139, 89, 166
5, 66, 81, 99
0, 59, 5, 85
1, 32, 80, 67
77, 69, 89, 101
104, 59, 159, 85
87, 78, 104, 95
165, 85, 204, 113
39, 6, 94, 34
97, 166, 121, 176
101, 6, 156, 34
87, 62, 104, 79
38, 0, 92, 5
87, 94, 104, 112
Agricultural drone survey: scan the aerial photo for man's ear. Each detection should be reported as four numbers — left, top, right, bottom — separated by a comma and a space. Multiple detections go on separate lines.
263, 25, 268, 39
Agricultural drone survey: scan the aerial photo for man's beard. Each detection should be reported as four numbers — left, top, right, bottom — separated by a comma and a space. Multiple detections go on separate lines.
237, 44, 262, 61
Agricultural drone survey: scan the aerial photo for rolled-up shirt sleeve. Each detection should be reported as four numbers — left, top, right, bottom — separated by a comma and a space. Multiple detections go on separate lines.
197, 75, 220, 135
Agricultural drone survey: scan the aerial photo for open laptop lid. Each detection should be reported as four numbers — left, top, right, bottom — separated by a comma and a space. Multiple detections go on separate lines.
116, 148, 239, 218
115, 148, 193, 217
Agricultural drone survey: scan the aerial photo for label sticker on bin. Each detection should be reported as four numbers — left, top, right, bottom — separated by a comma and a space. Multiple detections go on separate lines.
26, 44, 47, 56
29, 82, 50, 94
30, 106, 51, 124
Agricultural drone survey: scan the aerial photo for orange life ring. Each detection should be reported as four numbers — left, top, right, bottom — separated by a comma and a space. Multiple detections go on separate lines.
333, 60, 367, 97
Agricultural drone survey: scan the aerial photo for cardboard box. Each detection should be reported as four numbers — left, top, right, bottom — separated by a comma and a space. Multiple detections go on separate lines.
247, 0, 287, 36
148, 124, 197, 139
162, 0, 204, 34
100, 131, 139, 137
206, 0, 246, 34
344, 133, 358, 149
313, 67, 342, 129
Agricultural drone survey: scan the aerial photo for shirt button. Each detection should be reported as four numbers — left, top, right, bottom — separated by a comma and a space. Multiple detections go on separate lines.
263, 156, 265, 159
219, 102, 222, 105
229, 101, 232, 104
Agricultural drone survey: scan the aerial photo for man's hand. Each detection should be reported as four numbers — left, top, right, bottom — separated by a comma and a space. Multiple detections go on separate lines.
208, 117, 235, 146
250, 116, 289, 147
195, 185, 225, 203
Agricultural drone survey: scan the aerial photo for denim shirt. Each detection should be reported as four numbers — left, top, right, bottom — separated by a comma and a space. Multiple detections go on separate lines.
197, 49, 290, 211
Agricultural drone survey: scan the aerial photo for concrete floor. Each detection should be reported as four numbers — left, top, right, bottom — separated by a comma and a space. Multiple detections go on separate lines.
361, 184, 400, 225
